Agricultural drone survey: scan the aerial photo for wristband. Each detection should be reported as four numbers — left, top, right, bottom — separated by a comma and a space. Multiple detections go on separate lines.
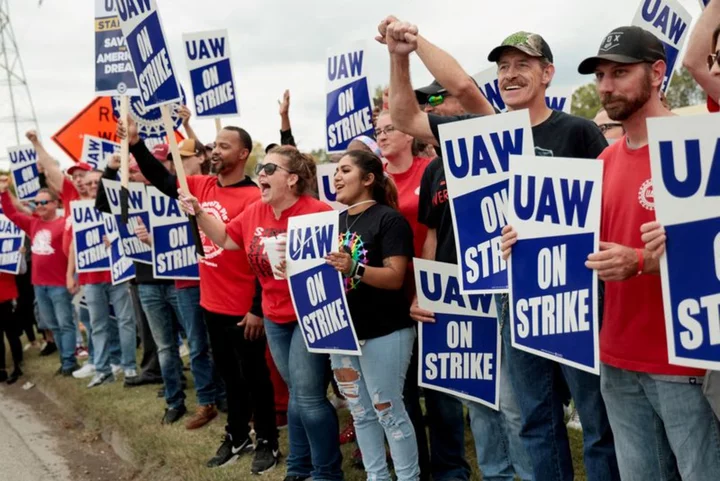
635, 248, 644, 275
344, 259, 357, 278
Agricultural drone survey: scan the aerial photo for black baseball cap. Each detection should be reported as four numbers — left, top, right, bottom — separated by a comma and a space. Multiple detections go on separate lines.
578, 26, 666, 74
487, 32, 554, 63
415, 80, 447, 104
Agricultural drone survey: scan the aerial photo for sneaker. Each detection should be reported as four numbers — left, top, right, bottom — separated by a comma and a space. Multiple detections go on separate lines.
124, 368, 138, 378
339, 419, 356, 444
179, 343, 190, 358
75, 346, 89, 359
161, 405, 187, 425
87, 372, 115, 388
7, 368, 23, 385
111, 364, 122, 376
185, 405, 218, 430
566, 409, 583, 431
40, 342, 57, 356
276, 412, 288, 430
72, 363, 96, 379
62, 364, 81, 377
124, 374, 163, 388
206, 434, 252, 468
251, 439, 279, 474
0, 371, 7, 383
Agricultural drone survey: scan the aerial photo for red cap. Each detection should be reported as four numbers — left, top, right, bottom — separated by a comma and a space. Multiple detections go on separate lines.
152, 143, 170, 161
67, 162, 92, 175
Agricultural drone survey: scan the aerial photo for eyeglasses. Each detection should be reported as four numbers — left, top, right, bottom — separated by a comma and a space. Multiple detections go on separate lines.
255, 162, 292, 176
35, 200, 54, 206
374, 125, 397, 137
426, 94, 449, 107
598, 123, 623, 134
708, 51, 720, 70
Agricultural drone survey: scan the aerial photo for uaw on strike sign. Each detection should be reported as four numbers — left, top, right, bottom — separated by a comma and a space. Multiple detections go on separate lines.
648, 114, 720, 371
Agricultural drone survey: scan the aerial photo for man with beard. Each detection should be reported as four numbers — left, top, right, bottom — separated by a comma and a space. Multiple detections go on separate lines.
573, 26, 720, 480
377, 17, 618, 481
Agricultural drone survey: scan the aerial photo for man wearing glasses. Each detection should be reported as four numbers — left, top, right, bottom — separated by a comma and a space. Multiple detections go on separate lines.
593, 109, 624, 141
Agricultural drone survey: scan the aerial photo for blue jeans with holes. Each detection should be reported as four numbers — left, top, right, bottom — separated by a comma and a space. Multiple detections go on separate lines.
138, 284, 184, 409
331, 327, 419, 481
264, 319, 343, 481
85, 282, 137, 375
601, 363, 720, 481
175, 286, 216, 406
496, 294, 619, 481
35, 285, 76, 370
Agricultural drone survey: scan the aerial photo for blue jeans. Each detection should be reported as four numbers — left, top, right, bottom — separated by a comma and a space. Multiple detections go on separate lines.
35, 285, 76, 370
497, 295, 619, 481
81, 305, 122, 367
601, 364, 720, 481
78, 304, 95, 363
425, 389, 470, 481
138, 284, 184, 409
175, 286, 216, 406
85, 282, 137, 375
264, 319, 343, 481
331, 327, 418, 481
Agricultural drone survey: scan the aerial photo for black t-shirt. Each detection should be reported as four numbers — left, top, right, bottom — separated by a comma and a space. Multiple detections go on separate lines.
340, 203, 415, 340
421, 110, 608, 264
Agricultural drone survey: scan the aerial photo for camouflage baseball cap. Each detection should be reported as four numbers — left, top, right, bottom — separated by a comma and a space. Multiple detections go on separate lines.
487, 31, 554, 63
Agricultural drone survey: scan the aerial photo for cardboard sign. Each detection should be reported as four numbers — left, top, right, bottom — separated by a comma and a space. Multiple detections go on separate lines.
103, 213, 135, 284
287, 210, 360, 354
474, 67, 572, 114
94, 0, 139, 96
101, 179, 152, 264
115, 0, 182, 108
438, 110, 535, 293
326, 43, 374, 153
148, 187, 199, 280
182, 29, 239, 118
545, 87, 573, 114
316, 163, 344, 210
8, 145, 40, 201
0, 215, 24, 274
414, 258, 500, 409
81, 135, 120, 171
71, 200, 110, 273
112, 86, 186, 139
648, 114, 720, 370
507, 154, 603, 374
632, 0, 692, 91
699, 0, 710, 8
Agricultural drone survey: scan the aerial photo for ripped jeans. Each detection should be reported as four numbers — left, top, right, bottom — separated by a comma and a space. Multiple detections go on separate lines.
331, 327, 418, 481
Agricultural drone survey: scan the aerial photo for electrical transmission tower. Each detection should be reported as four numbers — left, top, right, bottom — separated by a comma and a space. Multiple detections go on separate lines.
0, 0, 39, 166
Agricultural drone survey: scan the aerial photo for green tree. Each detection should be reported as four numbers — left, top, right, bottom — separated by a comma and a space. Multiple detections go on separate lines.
665, 67, 705, 110
310, 148, 330, 164
372, 84, 387, 109
571, 83, 601, 120
244, 141, 265, 177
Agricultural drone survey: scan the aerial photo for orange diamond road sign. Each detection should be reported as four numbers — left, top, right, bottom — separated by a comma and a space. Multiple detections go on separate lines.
52, 97, 184, 163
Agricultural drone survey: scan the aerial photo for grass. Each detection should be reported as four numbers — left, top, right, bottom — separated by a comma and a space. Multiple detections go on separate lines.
11, 340, 587, 481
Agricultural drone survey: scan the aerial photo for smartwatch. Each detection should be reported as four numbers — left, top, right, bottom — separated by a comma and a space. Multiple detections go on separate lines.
353, 263, 366, 281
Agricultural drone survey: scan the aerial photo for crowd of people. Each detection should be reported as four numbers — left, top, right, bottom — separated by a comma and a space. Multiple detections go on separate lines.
2, 5, 720, 481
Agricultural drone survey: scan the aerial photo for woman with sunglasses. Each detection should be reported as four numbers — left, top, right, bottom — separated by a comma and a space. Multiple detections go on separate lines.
324, 149, 418, 481
179, 146, 343, 481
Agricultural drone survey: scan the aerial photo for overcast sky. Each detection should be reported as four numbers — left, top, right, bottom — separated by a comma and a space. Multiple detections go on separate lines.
0, 0, 704, 170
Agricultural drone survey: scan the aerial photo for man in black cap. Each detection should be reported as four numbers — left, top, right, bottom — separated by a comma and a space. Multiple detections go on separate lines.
574, 25, 720, 480
415, 80, 466, 116
377, 16, 619, 481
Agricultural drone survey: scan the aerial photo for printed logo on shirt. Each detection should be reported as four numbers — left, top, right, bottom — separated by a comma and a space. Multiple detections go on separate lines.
199, 201, 230, 263
31, 229, 55, 256
638, 179, 655, 211
432, 182, 448, 207
247, 227, 283, 278
535, 146, 554, 157
339, 231, 368, 291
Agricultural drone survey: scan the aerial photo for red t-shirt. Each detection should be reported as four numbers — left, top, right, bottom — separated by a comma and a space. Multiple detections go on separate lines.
61, 178, 80, 217
0, 273, 18, 303
187, 175, 260, 316
226, 195, 332, 323
386, 157, 430, 258
1, 192, 68, 287
599, 139, 705, 377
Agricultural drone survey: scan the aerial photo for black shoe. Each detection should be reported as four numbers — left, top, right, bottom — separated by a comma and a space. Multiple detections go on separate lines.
206, 434, 252, 468
61, 364, 81, 376
40, 342, 57, 356
216, 398, 228, 414
7, 369, 22, 385
0, 371, 7, 383
251, 439, 279, 474
161, 405, 187, 425
124, 374, 163, 388
283, 476, 311, 481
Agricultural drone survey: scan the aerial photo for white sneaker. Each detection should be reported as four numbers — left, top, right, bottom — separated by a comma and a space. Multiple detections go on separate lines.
87, 372, 115, 388
124, 368, 138, 378
111, 364, 123, 376
566, 409, 583, 431
179, 343, 190, 358
72, 363, 96, 379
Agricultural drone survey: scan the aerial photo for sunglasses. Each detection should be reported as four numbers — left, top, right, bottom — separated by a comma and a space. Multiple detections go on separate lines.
427, 94, 450, 107
374, 125, 397, 137
35, 200, 54, 206
255, 162, 292, 176
598, 123, 623, 134
708, 51, 720, 70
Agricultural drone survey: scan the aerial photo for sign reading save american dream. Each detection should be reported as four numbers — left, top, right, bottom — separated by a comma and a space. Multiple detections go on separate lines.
95, 0, 139, 96
286, 210, 360, 355
414, 259, 501, 409
71, 200, 110, 273
183, 29, 239, 118
507, 155, 603, 374
326, 43, 373, 153
101, 179, 152, 264
103, 213, 136, 284
115, 0, 181, 108
632, 0, 691, 92
438, 110, 534, 294
81, 135, 120, 171
0, 215, 24, 275
316, 163, 344, 211
148, 187, 199, 280
8, 145, 40, 201
648, 114, 720, 370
